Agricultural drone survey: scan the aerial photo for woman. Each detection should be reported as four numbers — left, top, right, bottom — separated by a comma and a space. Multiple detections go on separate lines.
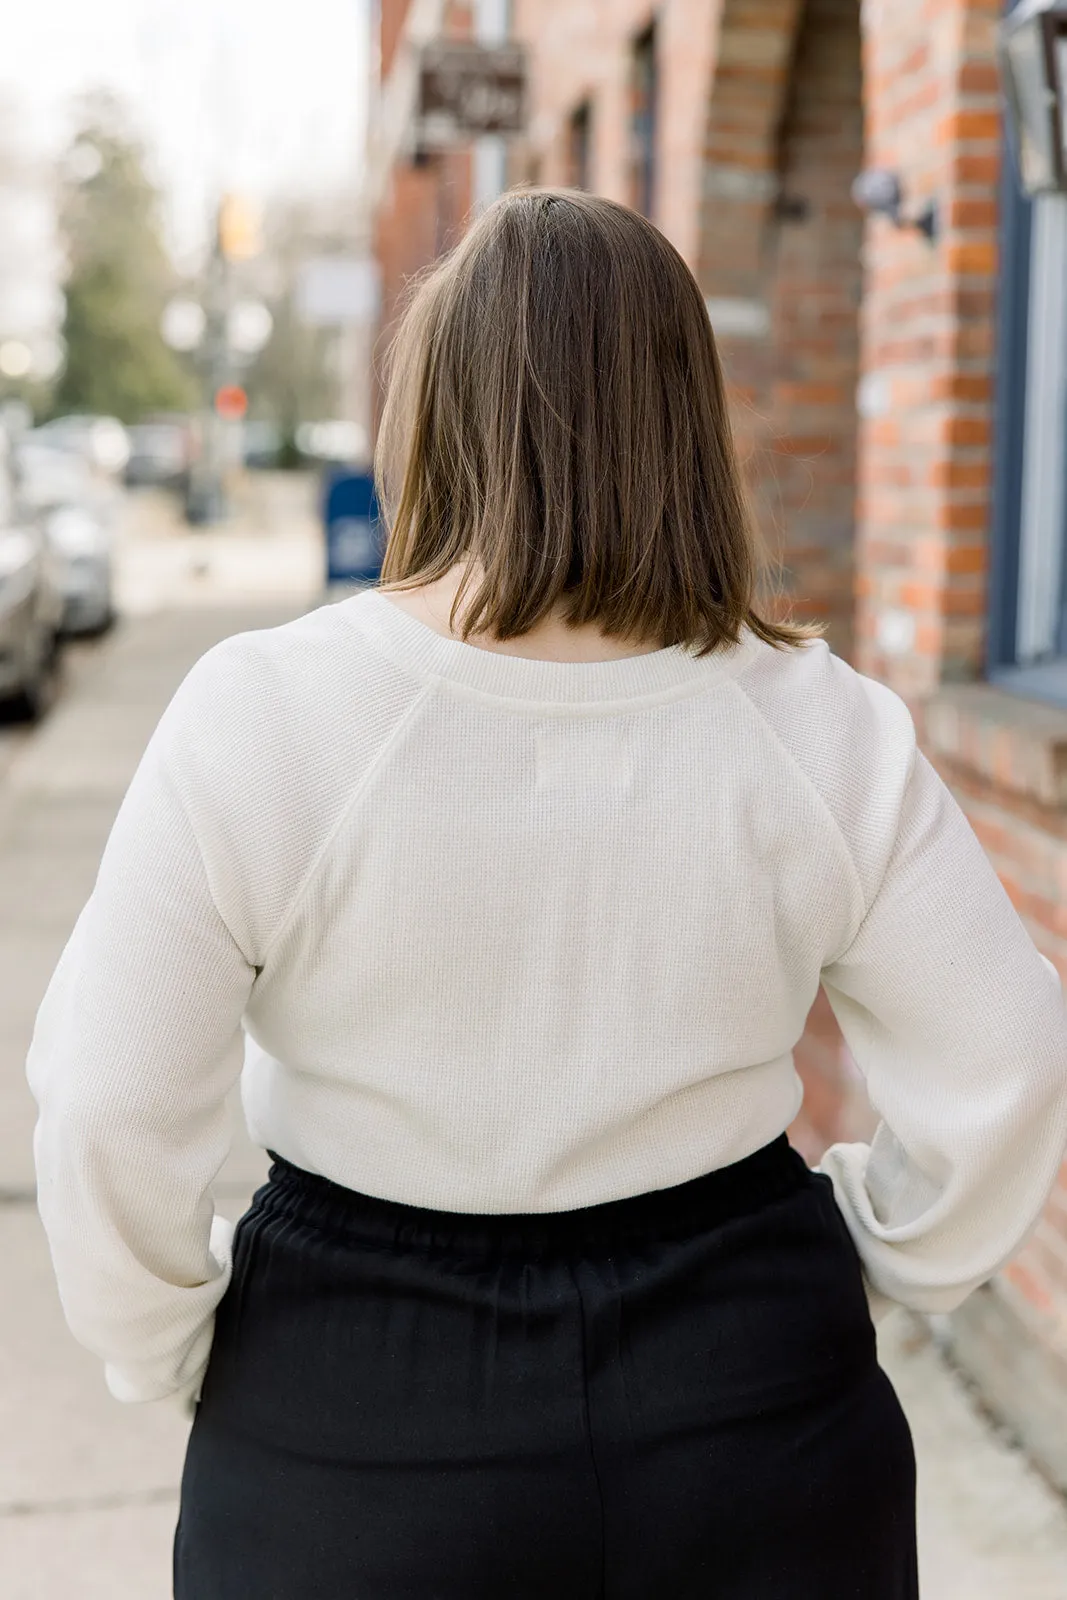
28, 190, 1067, 1598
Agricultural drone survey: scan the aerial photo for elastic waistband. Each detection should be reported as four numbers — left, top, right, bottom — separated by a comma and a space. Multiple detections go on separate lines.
261, 1136, 811, 1257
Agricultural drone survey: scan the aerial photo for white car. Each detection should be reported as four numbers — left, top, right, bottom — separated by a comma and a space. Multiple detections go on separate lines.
33, 414, 131, 477
0, 439, 64, 719
15, 442, 116, 636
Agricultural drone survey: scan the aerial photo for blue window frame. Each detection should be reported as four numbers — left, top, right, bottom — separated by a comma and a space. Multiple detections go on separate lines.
988, 0, 1067, 706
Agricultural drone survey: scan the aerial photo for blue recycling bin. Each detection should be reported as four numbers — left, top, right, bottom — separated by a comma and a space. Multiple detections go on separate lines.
323, 469, 385, 587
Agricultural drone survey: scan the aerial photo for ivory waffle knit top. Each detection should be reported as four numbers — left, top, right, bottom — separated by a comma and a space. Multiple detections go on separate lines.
28, 588, 1067, 1406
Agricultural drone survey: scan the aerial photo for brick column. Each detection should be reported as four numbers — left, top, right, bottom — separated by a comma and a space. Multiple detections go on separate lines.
855, 0, 1001, 698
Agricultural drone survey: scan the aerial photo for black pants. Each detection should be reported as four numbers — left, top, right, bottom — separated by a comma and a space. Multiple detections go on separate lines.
174, 1138, 918, 1598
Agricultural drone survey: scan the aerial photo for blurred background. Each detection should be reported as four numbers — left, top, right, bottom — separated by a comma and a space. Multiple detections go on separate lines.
4, 1, 1067, 1596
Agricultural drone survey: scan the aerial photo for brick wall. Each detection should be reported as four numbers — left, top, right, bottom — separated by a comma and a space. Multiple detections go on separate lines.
511, 0, 722, 264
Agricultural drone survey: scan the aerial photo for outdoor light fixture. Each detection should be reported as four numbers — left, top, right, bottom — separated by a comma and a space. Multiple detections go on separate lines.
999, 0, 1067, 195
851, 169, 938, 242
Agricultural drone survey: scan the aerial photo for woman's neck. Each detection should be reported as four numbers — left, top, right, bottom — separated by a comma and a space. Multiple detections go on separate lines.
380, 565, 663, 664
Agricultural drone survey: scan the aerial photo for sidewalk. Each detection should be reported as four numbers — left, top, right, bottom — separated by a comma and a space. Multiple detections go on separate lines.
2, 534, 1067, 1593
0, 604, 290, 1599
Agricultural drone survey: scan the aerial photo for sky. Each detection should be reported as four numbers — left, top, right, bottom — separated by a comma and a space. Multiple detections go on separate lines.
1, 0, 371, 266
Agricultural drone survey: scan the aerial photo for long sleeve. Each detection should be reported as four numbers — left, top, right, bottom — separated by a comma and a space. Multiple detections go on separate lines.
818, 748, 1067, 1316
27, 729, 256, 1405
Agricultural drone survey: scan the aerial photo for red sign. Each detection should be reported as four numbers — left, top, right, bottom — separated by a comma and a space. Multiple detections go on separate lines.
215, 385, 248, 420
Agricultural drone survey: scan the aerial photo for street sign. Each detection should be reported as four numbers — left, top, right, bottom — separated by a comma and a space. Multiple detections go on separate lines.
296, 258, 381, 327
214, 385, 248, 420
415, 41, 527, 146
324, 470, 385, 586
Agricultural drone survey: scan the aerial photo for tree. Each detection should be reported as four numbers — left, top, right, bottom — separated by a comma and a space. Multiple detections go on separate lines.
51, 92, 196, 422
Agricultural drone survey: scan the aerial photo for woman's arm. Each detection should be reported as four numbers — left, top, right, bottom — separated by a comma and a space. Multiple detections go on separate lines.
818, 749, 1067, 1315
27, 734, 256, 1405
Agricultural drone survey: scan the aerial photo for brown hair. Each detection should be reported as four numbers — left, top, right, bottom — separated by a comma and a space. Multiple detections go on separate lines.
375, 188, 822, 657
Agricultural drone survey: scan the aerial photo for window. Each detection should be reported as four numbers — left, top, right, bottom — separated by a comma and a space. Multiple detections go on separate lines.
568, 101, 594, 191
631, 23, 658, 219
988, 173, 1067, 706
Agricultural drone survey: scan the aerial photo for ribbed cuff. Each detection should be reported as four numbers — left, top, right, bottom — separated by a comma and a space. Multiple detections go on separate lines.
102, 1212, 234, 1408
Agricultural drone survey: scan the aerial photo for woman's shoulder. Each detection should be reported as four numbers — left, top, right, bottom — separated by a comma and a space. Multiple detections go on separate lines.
161, 596, 424, 742
142, 598, 432, 955
150, 596, 429, 832
735, 634, 918, 900
737, 632, 914, 746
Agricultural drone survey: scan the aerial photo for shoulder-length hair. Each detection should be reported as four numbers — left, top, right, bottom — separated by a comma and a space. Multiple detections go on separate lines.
375, 187, 821, 657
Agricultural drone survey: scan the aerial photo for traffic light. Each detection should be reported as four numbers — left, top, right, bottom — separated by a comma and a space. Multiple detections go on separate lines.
217, 194, 261, 262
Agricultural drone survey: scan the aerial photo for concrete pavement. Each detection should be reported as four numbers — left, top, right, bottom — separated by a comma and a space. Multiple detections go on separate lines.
1, 478, 317, 1597
0, 604, 295, 1600
3, 484, 1067, 1596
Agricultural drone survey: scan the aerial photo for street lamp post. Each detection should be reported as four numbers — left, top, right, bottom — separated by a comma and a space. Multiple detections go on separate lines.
161, 195, 270, 526
185, 234, 232, 526
999, 0, 1067, 195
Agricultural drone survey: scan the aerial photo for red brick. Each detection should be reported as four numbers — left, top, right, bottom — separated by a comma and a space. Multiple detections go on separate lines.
945, 542, 987, 574
940, 416, 991, 447
930, 372, 993, 404
952, 151, 1001, 186
937, 108, 1001, 144
898, 581, 941, 611
942, 584, 987, 616
949, 197, 1000, 231
929, 458, 991, 489
958, 59, 1002, 96
947, 239, 998, 277
933, 500, 990, 533
772, 381, 852, 407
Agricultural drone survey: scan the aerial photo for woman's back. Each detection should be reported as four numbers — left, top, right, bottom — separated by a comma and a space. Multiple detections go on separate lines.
42, 575, 1063, 1262
148, 589, 897, 1211
26, 188, 1067, 1598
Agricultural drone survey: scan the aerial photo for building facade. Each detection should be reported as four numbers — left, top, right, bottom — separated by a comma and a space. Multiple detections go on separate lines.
371, 0, 1067, 1485
369, 0, 476, 430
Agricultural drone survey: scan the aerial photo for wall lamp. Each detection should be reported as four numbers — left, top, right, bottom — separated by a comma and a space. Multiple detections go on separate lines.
850, 169, 938, 243
999, 0, 1067, 195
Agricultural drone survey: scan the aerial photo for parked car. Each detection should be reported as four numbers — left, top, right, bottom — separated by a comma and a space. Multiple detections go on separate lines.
242, 419, 282, 470
34, 414, 131, 477
14, 441, 116, 636
0, 434, 64, 719
124, 415, 194, 490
